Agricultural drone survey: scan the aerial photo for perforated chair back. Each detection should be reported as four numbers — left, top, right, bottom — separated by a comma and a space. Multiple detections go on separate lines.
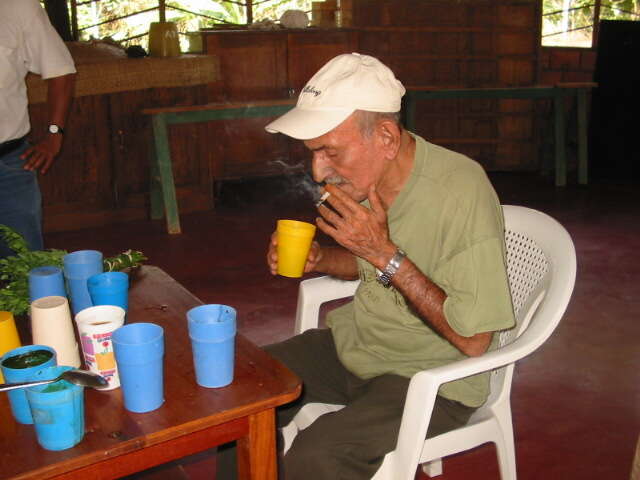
483, 212, 552, 413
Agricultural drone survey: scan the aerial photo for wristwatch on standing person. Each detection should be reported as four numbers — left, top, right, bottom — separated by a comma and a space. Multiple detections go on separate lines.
376, 247, 406, 288
47, 124, 64, 135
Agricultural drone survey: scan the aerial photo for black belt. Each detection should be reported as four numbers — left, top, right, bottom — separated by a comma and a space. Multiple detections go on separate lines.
0, 135, 27, 157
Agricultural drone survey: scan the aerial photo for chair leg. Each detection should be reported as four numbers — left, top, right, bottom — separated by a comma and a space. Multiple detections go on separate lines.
281, 421, 298, 456
421, 459, 443, 477
493, 413, 517, 480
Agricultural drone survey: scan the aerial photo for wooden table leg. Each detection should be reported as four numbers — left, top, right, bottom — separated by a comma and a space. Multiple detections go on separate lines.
151, 114, 181, 234
577, 88, 589, 185
553, 89, 567, 187
237, 409, 278, 480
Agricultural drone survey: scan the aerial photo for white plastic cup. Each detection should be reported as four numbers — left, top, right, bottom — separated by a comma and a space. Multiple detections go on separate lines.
75, 305, 126, 390
30, 296, 81, 368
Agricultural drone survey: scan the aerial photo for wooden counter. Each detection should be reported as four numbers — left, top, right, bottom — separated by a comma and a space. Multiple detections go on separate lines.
26, 54, 220, 104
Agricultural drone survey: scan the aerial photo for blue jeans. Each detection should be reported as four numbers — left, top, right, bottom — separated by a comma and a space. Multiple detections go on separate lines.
0, 140, 43, 258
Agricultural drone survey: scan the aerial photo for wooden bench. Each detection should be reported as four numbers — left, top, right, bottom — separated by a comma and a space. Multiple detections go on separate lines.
403, 83, 597, 187
143, 83, 595, 234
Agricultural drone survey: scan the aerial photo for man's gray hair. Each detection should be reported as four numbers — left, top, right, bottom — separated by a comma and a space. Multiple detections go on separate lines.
355, 110, 402, 137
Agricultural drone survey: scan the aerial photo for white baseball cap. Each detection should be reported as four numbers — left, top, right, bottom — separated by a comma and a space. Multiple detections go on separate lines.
265, 53, 405, 140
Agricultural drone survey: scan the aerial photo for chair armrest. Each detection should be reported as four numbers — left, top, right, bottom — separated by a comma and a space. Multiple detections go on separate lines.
294, 276, 360, 334
389, 326, 553, 478
388, 352, 508, 478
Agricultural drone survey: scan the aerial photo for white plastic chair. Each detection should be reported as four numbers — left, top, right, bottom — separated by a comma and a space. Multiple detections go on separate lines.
281, 205, 577, 480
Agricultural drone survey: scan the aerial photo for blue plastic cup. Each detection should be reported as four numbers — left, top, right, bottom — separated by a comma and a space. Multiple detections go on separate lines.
26, 365, 85, 451
28, 266, 66, 302
187, 304, 236, 388
65, 278, 94, 315
112, 323, 164, 413
87, 272, 129, 311
63, 250, 103, 278
0, 345, 57, 424
63, 250, 103, 315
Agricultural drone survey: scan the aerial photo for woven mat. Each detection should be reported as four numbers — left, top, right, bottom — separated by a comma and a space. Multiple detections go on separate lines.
27, 42, 220, 104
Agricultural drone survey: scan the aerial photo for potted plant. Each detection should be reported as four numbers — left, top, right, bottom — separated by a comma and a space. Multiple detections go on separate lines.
0, 225, 146, 317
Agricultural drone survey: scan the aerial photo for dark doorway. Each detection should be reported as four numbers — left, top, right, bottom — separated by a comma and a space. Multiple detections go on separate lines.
589, 20, 640, 183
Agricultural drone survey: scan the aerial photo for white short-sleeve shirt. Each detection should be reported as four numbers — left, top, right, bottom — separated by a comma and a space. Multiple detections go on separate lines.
0, 0, 76, 142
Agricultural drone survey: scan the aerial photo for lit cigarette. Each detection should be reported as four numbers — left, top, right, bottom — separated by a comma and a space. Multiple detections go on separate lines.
315, 191, 330, 207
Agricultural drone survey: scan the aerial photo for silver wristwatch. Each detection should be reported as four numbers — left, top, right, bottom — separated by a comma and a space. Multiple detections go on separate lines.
48, 124, 64, 134
376, 248, 406, 288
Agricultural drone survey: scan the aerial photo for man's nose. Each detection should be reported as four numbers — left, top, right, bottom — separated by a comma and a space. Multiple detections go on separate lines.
311, 153, 329, 183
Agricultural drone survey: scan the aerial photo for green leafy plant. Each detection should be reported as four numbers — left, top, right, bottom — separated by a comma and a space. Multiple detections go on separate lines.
103, 249, 147, 272
0, 225, 146, 316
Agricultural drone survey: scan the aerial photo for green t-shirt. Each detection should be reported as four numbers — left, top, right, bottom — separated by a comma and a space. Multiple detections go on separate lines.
326, 134, 515, 407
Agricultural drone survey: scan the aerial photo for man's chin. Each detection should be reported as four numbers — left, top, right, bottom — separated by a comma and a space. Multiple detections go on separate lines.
341, 186, 368, 203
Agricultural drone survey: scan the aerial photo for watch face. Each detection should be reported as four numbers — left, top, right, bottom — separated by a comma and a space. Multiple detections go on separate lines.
376, 272, 392, 288
48, 125, 61, 134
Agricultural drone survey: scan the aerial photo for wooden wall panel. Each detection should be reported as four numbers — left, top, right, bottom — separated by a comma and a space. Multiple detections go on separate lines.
498, 33, 537, 56
467, 60, 498, 85
287, 30, 358, 91
199, 0, 541, 177
201, 28, 356, 186
349, 0, 539, 171
471, 33, 494, 55
205, 116, 293, 180
109, 86, 210, 197
204, 31, 288, 101
30, 84, 214, 233
498, 58, 535, 84
29, 95, 114, 230
497, 4, 536, 29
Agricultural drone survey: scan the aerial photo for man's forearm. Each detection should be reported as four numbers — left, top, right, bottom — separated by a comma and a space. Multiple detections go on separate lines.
388, 254, 492, 357
314, 246, 359, 280
46, 73, 75, 128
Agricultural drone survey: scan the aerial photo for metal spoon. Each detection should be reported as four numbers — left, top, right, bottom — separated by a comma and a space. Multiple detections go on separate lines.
0, 369, 108, 392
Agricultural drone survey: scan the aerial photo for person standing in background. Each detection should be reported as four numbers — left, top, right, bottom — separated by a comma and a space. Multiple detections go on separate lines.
0, 0, 76, 258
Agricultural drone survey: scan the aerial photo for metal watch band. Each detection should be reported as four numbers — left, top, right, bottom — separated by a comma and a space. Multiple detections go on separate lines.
377, 248, 406, 288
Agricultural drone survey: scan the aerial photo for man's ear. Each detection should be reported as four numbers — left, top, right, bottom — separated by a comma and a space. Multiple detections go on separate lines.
376, 119, 402, 158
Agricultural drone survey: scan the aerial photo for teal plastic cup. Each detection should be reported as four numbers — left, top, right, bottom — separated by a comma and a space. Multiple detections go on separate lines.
112, 323, 165, 413
0, 345, 57, 424
26, 365, 85, 451
187, 304, 236, 388
87, 271, 129, 311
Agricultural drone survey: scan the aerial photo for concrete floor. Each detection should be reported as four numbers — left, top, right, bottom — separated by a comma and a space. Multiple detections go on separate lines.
45, 172, 640, 480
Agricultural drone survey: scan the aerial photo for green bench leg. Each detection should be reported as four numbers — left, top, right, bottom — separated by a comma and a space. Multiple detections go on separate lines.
553, 89, 567, 187
149, 133, 164, 221
577, 88, 589, 185
151, 114, 181, 234
405, 94, 416, 131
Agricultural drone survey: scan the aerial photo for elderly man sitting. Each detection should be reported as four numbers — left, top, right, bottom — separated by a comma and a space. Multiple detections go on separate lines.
220, 52, 515, 480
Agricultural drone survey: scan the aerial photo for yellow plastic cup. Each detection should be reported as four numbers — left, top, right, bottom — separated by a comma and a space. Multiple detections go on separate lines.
0, 311, 22, 382
148, 22, 181, 57
277, 220, 317, 278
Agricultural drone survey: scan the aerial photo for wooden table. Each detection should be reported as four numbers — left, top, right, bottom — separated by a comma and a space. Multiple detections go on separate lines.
404, 83, 597, 187
0, 266, 301, 480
